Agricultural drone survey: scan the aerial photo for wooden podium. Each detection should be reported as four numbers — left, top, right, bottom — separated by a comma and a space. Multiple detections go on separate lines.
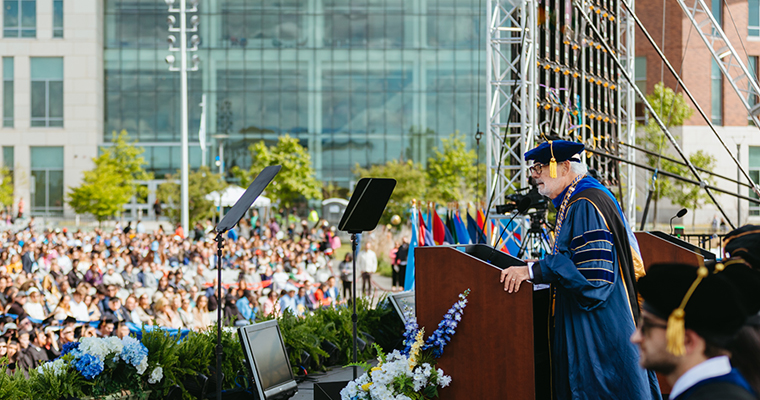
415, 245, 550, 400
635, 231, 715, 270
634, 231, 715, 396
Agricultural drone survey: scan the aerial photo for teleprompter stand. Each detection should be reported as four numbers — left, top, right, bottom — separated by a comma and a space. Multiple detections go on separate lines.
338, 177, 396, 379
214, 165, 281, 400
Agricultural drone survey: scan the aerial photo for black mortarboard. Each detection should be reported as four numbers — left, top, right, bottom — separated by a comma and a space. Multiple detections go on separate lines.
63, 316, 77, 326
724, 225, 760, 270
638, 262, 757, 354
524, 140, 585, 178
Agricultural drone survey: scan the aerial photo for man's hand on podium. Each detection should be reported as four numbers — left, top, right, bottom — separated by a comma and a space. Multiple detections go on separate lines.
500, 266, 530, 293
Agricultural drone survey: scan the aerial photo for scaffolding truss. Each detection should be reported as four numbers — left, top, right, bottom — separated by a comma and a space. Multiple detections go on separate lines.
486, 0, 536, 207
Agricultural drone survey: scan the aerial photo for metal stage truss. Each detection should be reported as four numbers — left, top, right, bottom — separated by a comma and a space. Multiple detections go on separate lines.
486, 0, 636, 225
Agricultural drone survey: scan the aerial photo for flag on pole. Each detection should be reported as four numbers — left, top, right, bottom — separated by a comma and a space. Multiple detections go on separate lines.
404, 207, 418, 291
454, 211, 470, 245
432, 208, 446, 245
467, 211, 486, 244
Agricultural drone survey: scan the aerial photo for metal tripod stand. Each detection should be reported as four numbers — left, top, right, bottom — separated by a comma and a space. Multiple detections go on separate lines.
517, 210, 553, 259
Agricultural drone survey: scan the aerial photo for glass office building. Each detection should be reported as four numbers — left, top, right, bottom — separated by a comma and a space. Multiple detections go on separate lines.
104, 0, 486, 188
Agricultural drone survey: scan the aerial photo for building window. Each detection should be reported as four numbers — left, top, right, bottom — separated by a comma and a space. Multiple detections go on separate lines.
712, 59, 723, 125
752, 0, 760, 36
3, 0, 36, 38
751, 147, 760, 216
30, 57, 63, 127
2, 57, 12, 127
635, 56, 647, 122
53, 0, 62, 38
30, 147, 63, 216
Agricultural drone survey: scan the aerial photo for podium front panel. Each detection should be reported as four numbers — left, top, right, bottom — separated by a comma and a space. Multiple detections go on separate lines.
416, 247, 536, 400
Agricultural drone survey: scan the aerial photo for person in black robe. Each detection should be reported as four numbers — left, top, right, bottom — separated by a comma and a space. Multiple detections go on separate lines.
632, 262, 760, 400
721, 225, 760, 395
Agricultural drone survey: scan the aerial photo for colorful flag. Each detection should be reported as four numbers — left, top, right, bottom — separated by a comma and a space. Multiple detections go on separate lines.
418, 210, 427, 246
454, 212, 471, 245
467, 212, 486, 244
404, 208, 418, 291
445, 211, 458, 244
432, 208, 446, 245
419, 210, 434, 247
477, 208, 486, 229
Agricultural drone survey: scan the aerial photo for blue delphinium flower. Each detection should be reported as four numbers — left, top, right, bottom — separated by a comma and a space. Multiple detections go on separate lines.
401, 312, 420, 356
74, 353, 104, 380
422, 289, 470, 358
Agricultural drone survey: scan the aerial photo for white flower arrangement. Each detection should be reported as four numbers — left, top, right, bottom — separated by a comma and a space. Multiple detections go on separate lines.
148, 365, 164, 384
341, 289, 469, 400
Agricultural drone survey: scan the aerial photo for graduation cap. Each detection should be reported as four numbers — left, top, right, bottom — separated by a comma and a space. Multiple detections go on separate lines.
637, 260, 760, 356
63, 316, 77, 326
723, 224, 760, 270
524, 140, 585, 178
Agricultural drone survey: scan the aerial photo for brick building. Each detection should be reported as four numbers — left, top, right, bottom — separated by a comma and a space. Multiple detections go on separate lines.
634, 0, 760, 227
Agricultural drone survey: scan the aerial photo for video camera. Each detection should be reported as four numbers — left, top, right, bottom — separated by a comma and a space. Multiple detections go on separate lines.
495, 179, 550, 215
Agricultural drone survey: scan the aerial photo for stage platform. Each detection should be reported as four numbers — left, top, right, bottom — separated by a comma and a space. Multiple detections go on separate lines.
293, 364, 373, 400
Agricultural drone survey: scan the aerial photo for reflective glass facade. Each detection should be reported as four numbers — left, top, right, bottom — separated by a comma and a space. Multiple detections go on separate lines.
104, 0, 486, 186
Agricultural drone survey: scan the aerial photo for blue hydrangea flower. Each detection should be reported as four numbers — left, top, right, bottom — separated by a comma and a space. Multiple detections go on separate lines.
74, 353, 104, 380
60, 341, 80, 357
120, 336, 149, 368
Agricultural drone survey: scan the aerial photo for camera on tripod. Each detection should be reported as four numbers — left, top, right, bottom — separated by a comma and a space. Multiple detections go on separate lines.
495, 180, 554, 259
495, 181, 549, 215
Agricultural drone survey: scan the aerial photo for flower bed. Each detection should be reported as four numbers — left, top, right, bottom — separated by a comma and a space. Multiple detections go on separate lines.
0, 297, 404, 400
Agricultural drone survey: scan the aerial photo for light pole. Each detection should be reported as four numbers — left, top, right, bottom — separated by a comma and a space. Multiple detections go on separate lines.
166, 0, 200, 235
213, 133, 229, 222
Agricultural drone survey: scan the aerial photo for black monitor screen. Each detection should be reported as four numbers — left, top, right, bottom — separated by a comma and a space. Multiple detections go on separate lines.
245, 324, 293, 390
389, 291, 416, 324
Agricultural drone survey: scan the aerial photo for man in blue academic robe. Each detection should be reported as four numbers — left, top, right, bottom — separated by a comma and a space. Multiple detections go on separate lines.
500, 140, 661, 400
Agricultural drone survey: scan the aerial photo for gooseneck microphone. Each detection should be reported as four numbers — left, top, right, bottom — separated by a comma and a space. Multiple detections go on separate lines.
670, 208, 688, 236
487, 197, 532, 263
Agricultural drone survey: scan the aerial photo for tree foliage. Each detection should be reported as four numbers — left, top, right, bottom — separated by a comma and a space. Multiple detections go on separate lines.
0, 167, 12, 208
231, 135, 322, 209
355, 159, 427, 225
637, 82, 695, 225
426, 132, 484, 204
665, 150, 717, 227
68, 131, 151, 223
156, 166, 224, 226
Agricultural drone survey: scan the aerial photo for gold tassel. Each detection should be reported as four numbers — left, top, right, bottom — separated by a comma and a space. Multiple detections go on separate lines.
549, 158, 557, 178
549, 140, 558, 178
666, 266, 709, 356
666, 309, 686, 356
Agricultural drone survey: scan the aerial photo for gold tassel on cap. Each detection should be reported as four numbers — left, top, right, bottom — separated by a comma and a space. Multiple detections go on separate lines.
666, 265, 709, 356
549, 140, 558, 178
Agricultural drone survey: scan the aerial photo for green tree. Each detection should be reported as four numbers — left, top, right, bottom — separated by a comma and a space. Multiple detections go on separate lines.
68, 131, 152, 224
354, 159, 427, 225
426, 132, 484, 204
637, 82, 694, 227
665, 150, 717, 227
156, 166, 225, 226
231, 135, 322, 209
0, 167, 12, 208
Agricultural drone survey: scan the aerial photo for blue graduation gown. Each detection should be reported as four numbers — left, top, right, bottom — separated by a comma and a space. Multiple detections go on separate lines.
533, 177, 661, 400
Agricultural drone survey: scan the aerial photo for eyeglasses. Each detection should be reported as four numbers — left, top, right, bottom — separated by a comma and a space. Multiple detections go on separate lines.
637, 317, 668, 336
528, 163, 546, 176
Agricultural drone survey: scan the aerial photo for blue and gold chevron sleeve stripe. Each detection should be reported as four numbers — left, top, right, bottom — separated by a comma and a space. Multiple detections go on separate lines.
571, 229, 615, 283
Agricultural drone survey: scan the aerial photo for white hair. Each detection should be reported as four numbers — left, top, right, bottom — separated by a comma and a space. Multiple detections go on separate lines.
570, 161, 588, 176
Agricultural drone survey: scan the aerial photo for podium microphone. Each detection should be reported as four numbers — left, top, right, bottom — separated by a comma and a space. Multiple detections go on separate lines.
670, 208, 688, 236
487, 197, 532, 263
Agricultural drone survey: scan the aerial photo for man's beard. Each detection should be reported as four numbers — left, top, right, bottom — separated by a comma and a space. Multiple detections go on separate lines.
641, 356, 677, 375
